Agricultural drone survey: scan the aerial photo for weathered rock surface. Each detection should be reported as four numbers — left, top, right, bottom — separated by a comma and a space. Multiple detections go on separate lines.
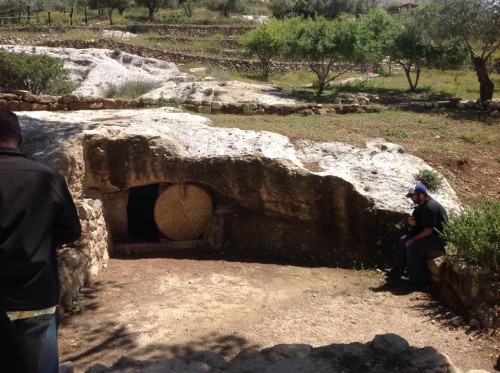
18, 107, 460, 269
82, 334, 487, 373
0, 45, 296, 105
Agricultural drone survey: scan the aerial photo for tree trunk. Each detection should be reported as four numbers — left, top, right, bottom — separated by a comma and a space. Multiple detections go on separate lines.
414, 66, 421, 91
472, 56, 494, 102
402, 64, 416, 91
108, 8, 113, 25
185, 2, 192, 17
260, 58, 269, 77
148, 6, 154, 20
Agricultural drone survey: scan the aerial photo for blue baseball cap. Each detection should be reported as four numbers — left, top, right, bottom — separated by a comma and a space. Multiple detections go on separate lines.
406, 183, 427, 197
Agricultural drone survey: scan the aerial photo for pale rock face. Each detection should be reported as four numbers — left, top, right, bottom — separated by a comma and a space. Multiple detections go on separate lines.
0, 45, 296, 105
17, 108, 460, 268
1, 45, 186, 97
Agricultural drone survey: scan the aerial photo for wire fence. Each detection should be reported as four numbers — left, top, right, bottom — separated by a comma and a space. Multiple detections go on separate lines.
0, 6, 113, 26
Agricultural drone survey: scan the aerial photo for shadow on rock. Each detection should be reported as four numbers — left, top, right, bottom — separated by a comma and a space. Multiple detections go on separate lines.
82, 333, 464, 373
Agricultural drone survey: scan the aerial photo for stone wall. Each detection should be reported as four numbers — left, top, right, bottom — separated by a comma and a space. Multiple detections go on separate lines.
2, 91, 499, 116
58, 198, 109, 310
428, 256, 500, 330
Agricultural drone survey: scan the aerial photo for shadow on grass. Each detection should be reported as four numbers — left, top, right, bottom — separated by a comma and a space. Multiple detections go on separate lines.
283, 83, 460, 105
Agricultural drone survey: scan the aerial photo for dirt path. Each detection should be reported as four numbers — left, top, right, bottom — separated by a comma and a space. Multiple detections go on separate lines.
59, 254, 499, 373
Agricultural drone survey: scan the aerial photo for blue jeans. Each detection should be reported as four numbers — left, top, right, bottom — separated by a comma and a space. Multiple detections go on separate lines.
12, 313, 59, 373
393, 234, 445, 284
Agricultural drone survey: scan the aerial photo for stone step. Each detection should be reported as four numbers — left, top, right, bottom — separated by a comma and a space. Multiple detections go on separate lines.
114, 240, 204, 254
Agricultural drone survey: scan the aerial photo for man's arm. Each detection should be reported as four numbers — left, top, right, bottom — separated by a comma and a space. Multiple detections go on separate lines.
405, 228, 433, 248
52, 173, 81, 248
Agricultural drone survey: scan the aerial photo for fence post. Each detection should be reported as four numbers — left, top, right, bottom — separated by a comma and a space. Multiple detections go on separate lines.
48, 11, 51, 26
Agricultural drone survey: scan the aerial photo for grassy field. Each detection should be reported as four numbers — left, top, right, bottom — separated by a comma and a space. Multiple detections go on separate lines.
206, 109, 500, 204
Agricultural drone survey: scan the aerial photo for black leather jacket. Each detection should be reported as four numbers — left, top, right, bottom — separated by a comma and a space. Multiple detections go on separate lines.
0, 147, 81, 311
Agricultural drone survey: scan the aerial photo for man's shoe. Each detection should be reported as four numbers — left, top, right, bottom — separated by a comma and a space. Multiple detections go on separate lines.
383, 268, 403, 279
406, 281, 430, 292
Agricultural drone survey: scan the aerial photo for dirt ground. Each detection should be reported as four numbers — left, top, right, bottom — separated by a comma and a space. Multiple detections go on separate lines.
59, 251, 500, 373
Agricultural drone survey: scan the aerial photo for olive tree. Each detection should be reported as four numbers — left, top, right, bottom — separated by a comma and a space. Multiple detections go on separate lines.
89, 0, 132, 23
283, 17, 365, 95
356, 8, 394, 71
240, 19, 285, 77
178, 0, 195, 17
205, 0, 246, 17
266, 0, 294, 19
430, 0, 500, 101
134, 0, 169, 20
383, 7, 467, 91
308, 0, 378, 19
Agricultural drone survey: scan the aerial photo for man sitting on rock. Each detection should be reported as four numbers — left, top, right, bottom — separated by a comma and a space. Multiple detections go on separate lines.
386, 183, 448, 287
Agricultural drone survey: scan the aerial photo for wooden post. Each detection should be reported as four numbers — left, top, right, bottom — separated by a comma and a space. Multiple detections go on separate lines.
48, 11, 51, 26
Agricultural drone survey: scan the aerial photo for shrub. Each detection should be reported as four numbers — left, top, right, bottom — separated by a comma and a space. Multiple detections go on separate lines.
414, 169, 443, 191
441, 199, 500, 272
156, 95, 182, 108
243, 104, 257, 115
384, 126, 408, 138
104, 79, 161, 99
0, 48, 74, 95
161, 11, 190, 24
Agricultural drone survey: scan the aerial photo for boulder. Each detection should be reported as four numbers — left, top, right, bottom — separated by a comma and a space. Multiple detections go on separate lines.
18, 107, 460, 269
82, 334, 472, 373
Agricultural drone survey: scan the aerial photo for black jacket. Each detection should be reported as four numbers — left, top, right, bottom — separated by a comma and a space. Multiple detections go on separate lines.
0, 147, 81, 311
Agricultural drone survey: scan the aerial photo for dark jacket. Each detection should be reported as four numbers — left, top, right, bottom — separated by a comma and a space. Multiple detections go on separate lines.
0, 147, 81, 311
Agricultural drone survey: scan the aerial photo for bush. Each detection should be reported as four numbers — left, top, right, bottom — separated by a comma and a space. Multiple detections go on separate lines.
414, 169, 443, 191
104, 79, 161, 99
0, 48, 74, 95
161, 11, 190, 24
441, 199, 500, 272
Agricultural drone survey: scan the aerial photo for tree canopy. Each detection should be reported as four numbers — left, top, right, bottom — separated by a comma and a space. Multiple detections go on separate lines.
429, 0, 500, 101
383, 7, 467, 91
283, 17, 364, 94
205, 0, 246, 17
240, 18, 285, 77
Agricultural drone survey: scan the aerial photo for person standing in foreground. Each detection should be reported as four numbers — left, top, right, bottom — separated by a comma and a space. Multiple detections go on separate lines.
386, 183, 448, 286
0, 110, 81, 373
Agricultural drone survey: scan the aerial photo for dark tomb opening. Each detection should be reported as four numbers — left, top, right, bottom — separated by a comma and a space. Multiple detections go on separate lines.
127, 184, 159, 242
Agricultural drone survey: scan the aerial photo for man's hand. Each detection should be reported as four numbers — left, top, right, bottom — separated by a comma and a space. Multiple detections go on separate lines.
405, 227, 434, 248
408, 216, 416, 227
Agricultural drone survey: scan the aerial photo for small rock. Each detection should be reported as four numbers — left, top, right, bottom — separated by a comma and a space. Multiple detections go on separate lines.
451, 316, 463, 327
84, 362, 108, 373
469, 318, 480, 328
59, 361, 74, 373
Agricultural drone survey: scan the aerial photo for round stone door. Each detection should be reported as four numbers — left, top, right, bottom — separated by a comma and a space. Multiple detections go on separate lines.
154, 183, 213, 241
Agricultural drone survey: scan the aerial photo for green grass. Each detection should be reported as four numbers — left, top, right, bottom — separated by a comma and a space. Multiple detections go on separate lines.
103, 79, 161, 99
206, 110, 499, 155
